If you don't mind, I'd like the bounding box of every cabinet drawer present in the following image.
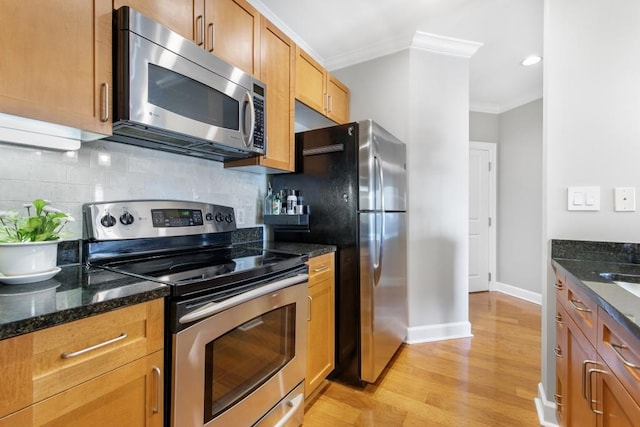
[0,299,163,416]
[562,276,597,347]
[598,307,640,401]
[307,253,335,285]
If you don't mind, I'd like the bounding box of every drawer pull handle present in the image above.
[554,280,564,290]
[608,342,640,370]
[313,265,329,273]
[555,313,563,324]
[61,332,128,359]
[568,298,592,313]
[307,295,313,321]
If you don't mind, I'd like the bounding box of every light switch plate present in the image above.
[614,187,636,212]
[568,186,600,211]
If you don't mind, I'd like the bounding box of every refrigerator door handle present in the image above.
[373,155,385,285]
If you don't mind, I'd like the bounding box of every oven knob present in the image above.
[100,214,116,228]
[225,213,234,223]
[119,212,135,225]
[214,212,224,222]
[205,212,214,221]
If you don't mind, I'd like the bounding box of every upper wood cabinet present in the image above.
[295,47,350,124]
[113,0,198,41]
[225,17,295,173]
[0,0,112,136]
[194,0,260,76]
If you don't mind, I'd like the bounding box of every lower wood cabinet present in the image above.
[554,268,640,427]
[305,252,335,399]
[0,299,164,426]
[0,350,163,427]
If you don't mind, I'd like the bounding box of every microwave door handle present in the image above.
[241,91,256,148]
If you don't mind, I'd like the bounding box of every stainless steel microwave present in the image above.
[108,7,266,161]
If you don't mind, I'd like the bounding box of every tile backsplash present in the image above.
[0,140,267,239]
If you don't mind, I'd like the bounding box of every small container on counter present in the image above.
[286,189,297,214]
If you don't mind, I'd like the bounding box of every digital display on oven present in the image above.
[151,209,204,227]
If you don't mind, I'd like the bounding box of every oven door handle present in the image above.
[178,273,309,324]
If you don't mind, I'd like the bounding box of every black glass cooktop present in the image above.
[98,246,306,297]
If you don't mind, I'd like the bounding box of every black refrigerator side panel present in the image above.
[273,123,363,385]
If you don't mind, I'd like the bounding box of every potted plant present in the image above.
[0,199,74,279]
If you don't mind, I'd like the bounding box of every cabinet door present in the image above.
[566,312,598,426]
[205,0,260,76]
[306,276,335,398]
[596,359,640,427]
[0,350,164,427]
[326,74,350,124]
[257,18,294,171]
[295,47,326,114]
[0,0,112,135]
[224,16,295,173]
[114,0,197,41]
[555,303,568,426]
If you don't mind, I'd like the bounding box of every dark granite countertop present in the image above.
[0,264,169,341]
[265,241,337,258]
[551,240,640,341]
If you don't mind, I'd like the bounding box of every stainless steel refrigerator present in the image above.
[273,119,407,385]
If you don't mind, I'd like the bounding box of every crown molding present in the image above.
[411,31,483,58]
[470,94,542,115]
[324,33,413,71]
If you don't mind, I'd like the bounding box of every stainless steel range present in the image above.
[82,200,308,427]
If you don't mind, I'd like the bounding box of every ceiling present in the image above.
[251,0,543,114]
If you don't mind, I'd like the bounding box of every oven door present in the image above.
[172,274,308,427]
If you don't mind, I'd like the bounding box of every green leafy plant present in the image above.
[0,199,74,243]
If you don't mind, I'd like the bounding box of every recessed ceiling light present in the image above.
[521,55,542,66]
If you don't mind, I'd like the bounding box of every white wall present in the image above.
[499,99,543,295]
[334,45,472,341]
[469,111,500,142]
[0,140,266,239]
[541,0,640,416]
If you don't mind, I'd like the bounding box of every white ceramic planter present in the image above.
[0,241,59,276]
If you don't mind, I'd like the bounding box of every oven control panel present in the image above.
[83,200,237,241]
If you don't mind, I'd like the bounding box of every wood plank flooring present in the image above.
[303,291,541,426]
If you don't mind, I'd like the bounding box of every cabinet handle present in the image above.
[307,295,313,321]
[327,95,333,113]
[152,366,161,414]
[553,393,563,407]
[554,280,564,290]
[568,298,592,313]
[61,332,127,359]
[587,368,606,415]
[608,342,640,370]
[195,15,204,46]
[207,23,215,52]
[313,265,329,273]
[100,82,109,122]
[323,93,328,113]
[554,313,563,324]
[581,360,598,399]
[553,345,563,358]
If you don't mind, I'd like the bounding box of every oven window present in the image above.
[204,304,296,422]
[147,64,239,130]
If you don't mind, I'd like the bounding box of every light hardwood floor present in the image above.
[303,291,541,426]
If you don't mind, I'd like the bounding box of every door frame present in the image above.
[469,141,497,291]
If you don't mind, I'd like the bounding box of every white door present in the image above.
[469,144,493,292]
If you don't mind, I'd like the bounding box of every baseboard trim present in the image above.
[495,281,542,305]
[534,382,559,427]
[405,321,473,344]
